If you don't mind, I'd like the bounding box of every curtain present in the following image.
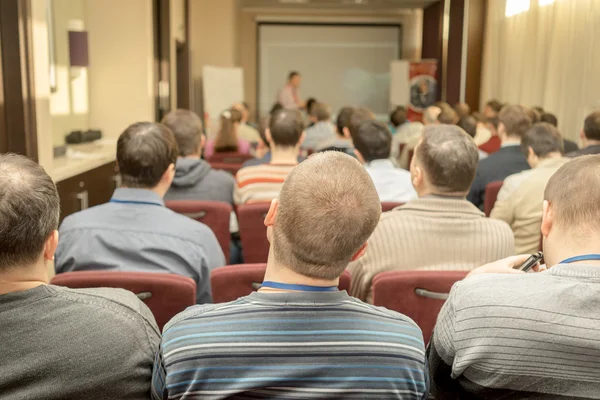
[480,0,600,141]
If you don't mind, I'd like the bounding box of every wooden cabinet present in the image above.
[56,162,119,223]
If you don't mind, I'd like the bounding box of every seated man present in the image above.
[316,105,356,157]
[568,110,600,157]
[540,111,579,152]
[390,106,423,161]
[348,125,514,302]
[429,155,600,399]
[235,109,305,204]
[396,106,440,169]
[232,102,262,143]
[457,115,489,159]
[492,123,569,253]
[153,152,429,400]
[56,122,225,303]
[161,109,234,205]
[354,120,417,203]
[0,154,159,399]
[468,105,532,210]
[301,102,336,150]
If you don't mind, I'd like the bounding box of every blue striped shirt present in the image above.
[152,290,428,399]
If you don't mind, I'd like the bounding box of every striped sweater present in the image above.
[152,291,429,400]
[428,264,600,399]
[234,163,297,205]
[347,196,515,302]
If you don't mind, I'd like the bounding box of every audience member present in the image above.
[305,97,317,116]
[277,71,304,110]
[423,106,442,125]
[395,106,439,169]
[354,120,417,203]
[491,123,568,253]
[232,102,261,143]
[470,112,493,146]
[429,155,600,399]
[479,115,502,154]
[204,108,250,159]
[347,107,376,139]
[348,125,514,302]
[454,102,471,118]
[457,115,488,159]
[468,105,532,210]
[56,122,225,303]
[567,110,600,157]
[161,109,234,205]
[0,154,160,399]
[317,105,355,157]
[483,99,503,119]
[301,102,336,150]
[527,107,542,124]
[438,107,459,124]
[153,152,429,400]
[235,109,305,204]
[540,112,579,153]
[390,105,424,160]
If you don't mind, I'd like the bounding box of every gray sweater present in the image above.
[165,158,235,205]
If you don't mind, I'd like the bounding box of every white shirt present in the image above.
[364,159,418,203]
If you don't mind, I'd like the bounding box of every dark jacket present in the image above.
[566,144,600,158]
[165,158,234,205]
[468,145,530,210]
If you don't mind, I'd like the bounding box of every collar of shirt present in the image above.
[549,263,600,279]
[110,188,165,207]
[366,159,396,170]
[501,142,521,148]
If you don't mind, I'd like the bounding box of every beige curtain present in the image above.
[480,0,600,141]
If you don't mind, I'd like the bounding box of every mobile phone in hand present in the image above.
[519,251,543,272]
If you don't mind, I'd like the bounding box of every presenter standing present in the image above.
[277,71,305,110]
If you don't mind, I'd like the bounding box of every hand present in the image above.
[466,254,545,278]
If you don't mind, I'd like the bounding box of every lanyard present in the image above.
[110,199,163,207]
[560,254,600,264]
[260,281,338,292]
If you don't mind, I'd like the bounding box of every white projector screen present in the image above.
[258,24,401,119]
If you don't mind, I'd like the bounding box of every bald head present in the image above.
[268,109,305,147]
[272,152,381,279]
[423,106,441,125]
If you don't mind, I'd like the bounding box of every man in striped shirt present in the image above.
[429,155,600,399]
[153,152,429,400]
[234,109,305,205]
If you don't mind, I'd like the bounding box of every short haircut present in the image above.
[498,105,532,138]
[540,112,558,127]
[0,154,60,270]
[117,122,178,188]
[390,106,407,127]
[310,102,331,122]
[486,115,500,129]
[415,125,479,193]
[527,108,541,124]
[288,71,300,80]
[521,122,564,157]
[454,102,471,118]
[161,109,203,157]
[583,111,600,141]
[486,99,503,113]
[532,106,545,114]
[336,106,354,135]
[544,155,600,234]
[457,115,478,138]
[269,109,305,147]
[348,107,375,140]
[438,107,459,124]
[306,98,317,115]
[270,103,283,116]
[273,152,381,279]
[353,120,392,162]
[423,106,441,124]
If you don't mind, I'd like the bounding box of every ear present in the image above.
[342,127,351,139]
[265,128,274,144]
[354,149,366,164]
[264,198,279,227]
[528,146,536,159]
[44,230,59,262]
[498,122,506,137]
[411,164,423,188]
[350,242,368,262]
[162,163,176,185]
[540,200,553,238]
[297,131,306,147]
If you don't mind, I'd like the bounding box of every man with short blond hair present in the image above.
[153,152,429,400]
[349,125,514,302]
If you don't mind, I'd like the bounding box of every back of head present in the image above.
[348,107,375,140]
[438,107,459,125]
[583,111,600,141]
[216,108,243,151]
[336,106,354,135]
[521,122,564,158]
[390,106,407,127]
[540,112,558,127]
[423,106,441,125]
[310,102,331,122]
[270,103,283,116]
[454,102,471,118]
[353,120,392,162]
[0,154,60,270]
[415,125,479,193]
[269,109,305,147]
[498,105,532,139]
[273,152,381,279]
[161,109,203,157]
[457,115,478,138]
[526,107,541,124]
[306,98,317,115]
[117,122,178,188]
[486,99,503,113]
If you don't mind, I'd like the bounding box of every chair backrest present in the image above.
[209,161,244,176]
[51,271,196,331]
[237,203,271,263]
[372,270,468,344]
[207,152,255,164]
[211,264,352,303]
[381,202,404,212]
[166,200,232,263]
[484,180,504,217]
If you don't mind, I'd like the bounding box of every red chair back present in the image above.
[211,264,352,303]
[207,152,255,164]
[51,271,196,331]
[166,200,232,263]
[484,180,504,217]
[209,162,243,176]
[381,202,404,212]
[237,203,271,263]
[372,270,468,344]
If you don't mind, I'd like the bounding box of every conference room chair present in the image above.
[207,152,255,164]
[209,161,244,176]
[381,202,404,212]
[51,271,196,331]
[237,203,271,263]
[484,180,504,217]
[166,200,232,263]
[211,263,352,303]
[371,270,468,344]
